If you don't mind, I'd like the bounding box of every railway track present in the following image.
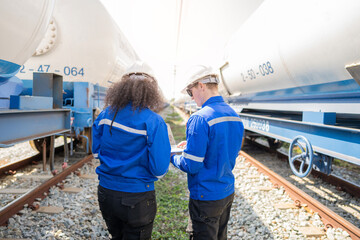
[248,139,360,199]
[0,152,93,226]
[240,150,360,240]
[1,106,359,239]
[176,106,360,238]
[0,145,65,177]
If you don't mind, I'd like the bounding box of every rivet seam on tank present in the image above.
[34,18,58,56]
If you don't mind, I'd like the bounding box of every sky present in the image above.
[100,0,264,100]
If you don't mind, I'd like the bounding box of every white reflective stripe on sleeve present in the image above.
[182,152,204,162]
[93,153,98,158]
[99,119,147,136]
[156,172,167,179]
[207,116,242,127]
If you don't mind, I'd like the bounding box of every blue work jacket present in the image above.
[93,104,171,193]
[171,96,244,200]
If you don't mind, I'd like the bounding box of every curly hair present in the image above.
[104,74,164,134]
[105,73,164,113]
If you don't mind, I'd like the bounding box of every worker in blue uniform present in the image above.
[171,65,244,240]
[92,61,171,240]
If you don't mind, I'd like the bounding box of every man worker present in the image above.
[171,65,244,240]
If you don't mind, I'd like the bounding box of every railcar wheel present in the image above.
[29,137,51,153]
[82,127,92,153]
[267,138,282,150]
[241,135,245,149]
[288,136,314,178]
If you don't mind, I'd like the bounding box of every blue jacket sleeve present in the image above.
[92,110,105,159]
[171,115,208,174]
[148,119,171,178]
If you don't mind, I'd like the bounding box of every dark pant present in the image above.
[97,185,157,240]
[187,193,234,240]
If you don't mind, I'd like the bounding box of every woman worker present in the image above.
[92,61,171,240]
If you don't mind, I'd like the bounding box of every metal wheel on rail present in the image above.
[81,127,92,153]
[29,137,51,153]
[267,137,282,150]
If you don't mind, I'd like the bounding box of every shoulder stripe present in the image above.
[99,119,147,136]
[207,116,242,127]
[182,152,204,162]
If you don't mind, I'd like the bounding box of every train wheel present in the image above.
[82,127,92,153]
[29,137,51,153]
[241,134,246,149]
[267,138,282,150]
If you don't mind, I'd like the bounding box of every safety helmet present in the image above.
[181,65,219,94]
[122,61,157,81]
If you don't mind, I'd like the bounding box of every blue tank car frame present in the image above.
[0,72,107,155]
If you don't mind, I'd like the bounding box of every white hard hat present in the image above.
[122,61,156,81]
[181,65,219,94]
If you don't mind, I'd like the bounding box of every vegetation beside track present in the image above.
[151,106,189,239]
[153,168,189,239]
[164,107,186,144]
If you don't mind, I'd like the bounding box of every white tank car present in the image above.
[221,0,360,115]
[16,0,138,87]
[0,0,55,73]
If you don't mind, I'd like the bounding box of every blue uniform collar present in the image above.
[202,95,224,108]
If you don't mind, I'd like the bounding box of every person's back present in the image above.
[186,97,244,200]
[93,61,170,240]
[94,104,170,192]
[171,65,244,240]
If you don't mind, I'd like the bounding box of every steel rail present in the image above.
[0,154,41,177]
[248,138,360,199]
[0,154,93,226]
[311,171,360,199]
[240,151,360,240]
[0,146,65,177]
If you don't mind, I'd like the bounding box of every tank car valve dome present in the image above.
[122,61,156,81]
[182,65,219,94]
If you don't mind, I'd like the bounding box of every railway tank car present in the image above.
[17,0,139,152]
[16,0,138,89]
[0,0,55,109]
[220,0,360,178]
[0,0,138,156]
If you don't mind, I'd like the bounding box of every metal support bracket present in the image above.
[313,154,333,175]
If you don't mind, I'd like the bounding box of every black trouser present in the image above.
[187,193,234,240]
[97,185,157,240]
